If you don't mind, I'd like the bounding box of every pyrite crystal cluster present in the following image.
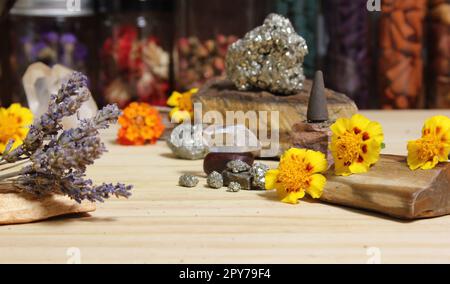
[226,13,308,95]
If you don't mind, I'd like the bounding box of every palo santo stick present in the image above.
[0,185,96,225]
[321,155,450,220]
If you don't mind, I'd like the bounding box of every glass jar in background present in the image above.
[174,0,268,91]
[378,0,427,109]
[0,14,8,106]
[98,0,174,108]
[8,0,97,103]
[428,0,450,109]
[0,0,15,106]
[273,0,319,79]
[323,0,371,109]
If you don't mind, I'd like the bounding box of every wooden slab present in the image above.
[192,79,358,155]
[322,155,450,220]
[0,186,96,225]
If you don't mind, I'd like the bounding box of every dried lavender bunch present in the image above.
[26,105,120,176]
[2,72,90,163]
[0,72,133,203]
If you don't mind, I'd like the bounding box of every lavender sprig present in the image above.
[0,72,133,203]
[2,72,91,162]
[14,171,132,203]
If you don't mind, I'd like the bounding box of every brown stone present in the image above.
[290,121,333,167]
[0,186,96,225]
[203,152,254,175]
[321,155,450,220]
[192,79,357,156]
[222,170,252,190]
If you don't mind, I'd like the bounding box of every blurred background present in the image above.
[0,0,448,110]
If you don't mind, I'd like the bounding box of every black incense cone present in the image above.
[307,71,329,123]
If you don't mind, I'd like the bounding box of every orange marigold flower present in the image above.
[117,102,165,145]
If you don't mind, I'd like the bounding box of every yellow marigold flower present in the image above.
[330,114,384,176]
[117,102,165,145]
[407,115,450,170]
[167,88,198,123]
[0,103,33,154]
[265,148,328,204]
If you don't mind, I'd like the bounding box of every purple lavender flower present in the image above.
[14,171,132,203]
[74,44,88,62]
[60,33,77,45]
[3,72,91,163]
[1,72,133,203]
[43,32,59,44]
[20,35,32,45]
[31,41,48,60]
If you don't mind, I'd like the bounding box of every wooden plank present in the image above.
[322,155,450,220]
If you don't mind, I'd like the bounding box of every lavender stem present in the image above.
[0,171,22,181]
[0,160,28,172]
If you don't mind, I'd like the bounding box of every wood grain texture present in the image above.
[322,155,450,219]
[0,110,449,264]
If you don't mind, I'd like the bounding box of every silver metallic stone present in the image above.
[250,162,270,190]
[227,160,251,173]
[207,171,223,189]
[178,174,199,188]
[227,182,241,192]
[226,13,308,95]
[167,124,207,160]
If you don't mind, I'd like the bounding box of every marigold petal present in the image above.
[421,156,440,170]
[265,169,279,190]
[188,88,199,94]
[281,148,305,161]
[423,115,450,137]
[304,150,328,173]
[334,159,352,176]
[350,114,371,130]
[361,140,382,165]
[169,109,191,123]
[306,174,326,199]
[349,162,369,174]
[281,191,305,204]
[7,103,22,112]
[330,117,351,136]
[407,139,425,170]
[167,92,183,107]
[366,121,384,144]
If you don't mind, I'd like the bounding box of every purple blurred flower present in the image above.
[60,33,77,45]
[43,31,58,43]
[31,41,48,59]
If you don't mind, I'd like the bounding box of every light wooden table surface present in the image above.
[0,110,450,264]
